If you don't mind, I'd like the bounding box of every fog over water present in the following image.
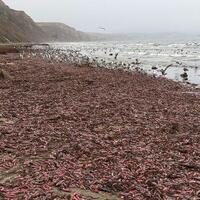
[4,0,200,33]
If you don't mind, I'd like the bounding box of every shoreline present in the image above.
[0,50,200,199]
[1,43,200,88]
[0,43,49,54]
[50,41,200,86]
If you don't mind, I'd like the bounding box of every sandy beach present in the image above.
[0,49,200,199]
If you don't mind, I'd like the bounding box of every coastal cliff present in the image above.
[0,0,91,43]
[37,22,91,42]
[0,0,46,43]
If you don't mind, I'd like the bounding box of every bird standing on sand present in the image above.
[180,71,188,80]
[19,53,23,59]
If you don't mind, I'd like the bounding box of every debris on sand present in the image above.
[0,51,199,199]
[0,69,12,80]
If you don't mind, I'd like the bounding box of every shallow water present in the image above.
[51,40,200,85]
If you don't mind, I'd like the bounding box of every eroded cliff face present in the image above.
[0,0,46,43]
[0,0,92,43]
[37,22,91,42]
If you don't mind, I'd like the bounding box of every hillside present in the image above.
[0,0,46,43]
[37,22,91,42]
[0,0,92,43]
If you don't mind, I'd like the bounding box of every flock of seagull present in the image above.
[20,44,197,83]
[24,48,145,71]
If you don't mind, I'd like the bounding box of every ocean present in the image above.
[51,37,200,85]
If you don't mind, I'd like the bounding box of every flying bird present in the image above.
[160,64,173,75]
[99,27,106,31]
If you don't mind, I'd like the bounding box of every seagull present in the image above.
[160,64,173,75]
[99,27,106,31]
[114,53,119,59]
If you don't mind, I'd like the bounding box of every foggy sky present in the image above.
[4,0,200,33]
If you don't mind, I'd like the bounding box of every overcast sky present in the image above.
[4,0,200,33]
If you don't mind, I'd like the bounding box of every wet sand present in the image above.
[0,50,200,199]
